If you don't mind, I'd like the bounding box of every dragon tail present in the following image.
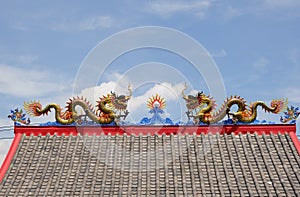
[24,101,75,125]
[239,98,288,123]
[269,98,288,113]
[24,101,45,116]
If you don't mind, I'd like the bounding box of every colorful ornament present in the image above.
[8,108,30,125]
[280,106,300,123]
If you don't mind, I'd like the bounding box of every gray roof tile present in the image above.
[0,132,300,196]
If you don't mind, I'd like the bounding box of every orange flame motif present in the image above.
[24,101,43,116]
[147,94,166,110]
[271,98,288,114]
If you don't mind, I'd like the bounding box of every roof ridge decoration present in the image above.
[8,108,30,126]
[17,84,292,126]
[23,85,132,125]
[139,94,173,125]
[182,84,288,124]
[280,105,300,123]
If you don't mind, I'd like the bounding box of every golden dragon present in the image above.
[182,85,287,124]
[24,85,132,125]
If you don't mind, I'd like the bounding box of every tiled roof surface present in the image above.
[1,132,300,196]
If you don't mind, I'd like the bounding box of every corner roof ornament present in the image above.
[280,106,300,124]
[8,108,30,126]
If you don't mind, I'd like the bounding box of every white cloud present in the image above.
[0,64,69,97]
[79,81,130,104]
[76,81,188,122]
[235,57,270,84]
[18,55,38,64]
[0,54,38,66]
[0,118,13,127]
[127,82,189,122]
[79,16,115,30]
[146,0,212,18]
[102,72,131,84]
[263,0,300,8]
[211,49,227,58]
[0,139,13,167]
[223,6,242,20]
[128,82,185,111]
[11,9,117,32]
[281,87,300,103]
[288,49,300,65]
[51,15,116,31]
[253,57,269,70]
[249,0,300,18]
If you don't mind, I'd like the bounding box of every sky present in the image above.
[0,1,300,163]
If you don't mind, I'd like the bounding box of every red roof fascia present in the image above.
[14,124,296,136]
[289,131,300,155]
[0,132,22,183]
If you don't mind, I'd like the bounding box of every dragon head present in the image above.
[196,91,204,103]
[196,91,212,106]
[181,83,216,112]
[109,84,132,111]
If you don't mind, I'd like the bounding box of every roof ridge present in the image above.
[13,124,296,137]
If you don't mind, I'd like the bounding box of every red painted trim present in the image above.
[289,132,300,155]
[5,124,296,182]
[0,132,22,183]
[15,126,78,136]
[14,124,296,136]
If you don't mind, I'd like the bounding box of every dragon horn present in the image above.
[181,83,189,100]
[126,84,132,100]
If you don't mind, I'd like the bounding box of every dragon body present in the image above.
[182,86,287,124]
[24,85,132,125]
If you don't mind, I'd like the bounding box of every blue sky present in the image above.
[0,0,300,127]
[1,0,300,166]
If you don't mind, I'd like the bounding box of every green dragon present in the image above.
[182,86,287,124]
[24,85,132,125]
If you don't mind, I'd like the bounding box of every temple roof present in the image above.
[0,125,300,196]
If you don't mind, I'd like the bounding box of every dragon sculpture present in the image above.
[24,85,132,125]
[182,85,288,124]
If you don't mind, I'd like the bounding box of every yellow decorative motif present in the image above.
[147,94,166,110]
